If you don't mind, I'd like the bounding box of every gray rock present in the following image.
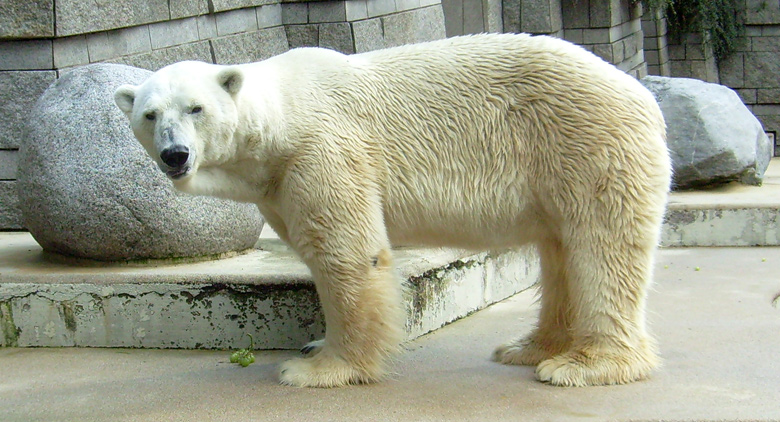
[641,75,772,190]
[17,63,263,261]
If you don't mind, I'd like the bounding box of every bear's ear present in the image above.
[114,85,137,116]
[217,67,243,96]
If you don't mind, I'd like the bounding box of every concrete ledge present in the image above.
[661,158,780,247]
[0,233,538,349]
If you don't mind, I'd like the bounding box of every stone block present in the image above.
[346,0,369,21]
[642,16,657,37]
[0,150,18,180]
[0,0,54,38]
[752,36,780,52]
[0,40,53,71]
[746,25,762,37]
[502,0,520,33]
[0,181,22,229]
[762,25,780,36]
[55,0,168,37]
[352,17,386,53]
[592,43,613,63]
[211,0,276,13]
[0,71,56,149]
[616,50,643,73]
[755,114,780,135]
[257,4,283,28]
[197,14,219,39]
[170,0,210,19]
[463,0,485,34]
[564,29,584,44]
[689,57,719,83]
[54,35,89,68]
[285,24,319,49]
[367,0,396,18]
[686,43,705,60]
[420,0,441,6]
[149,18,200,49]
[582,28,609,44]
[668,43,685,60]
[757,89,780,104]
[623,33,639,58]
[216,7,259,36]
[589,0,613,28]
[520,0,562,34]
[669,59,690,78]
[442,0,464,36]
[211,26,288,64]
[484,0,502,32]
[745,52,780,88]
[398,0,422,12]
[561,0,588,29]
[718,52,744,88]
[282,2,308,24]
[319,22,354,54]
[309,1,347,23]
[382,5,446,48]
[86,26,152,63]
[736,88,758,104]
[745,0,780,25]
[109,41,213,71]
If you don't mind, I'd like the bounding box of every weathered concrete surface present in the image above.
[1,247,779,422]
[0,233,538,348]
[662,157,780,246]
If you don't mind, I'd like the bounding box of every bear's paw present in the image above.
[279,352,383,388]
[535,346,659,387]
[492,332,570,366]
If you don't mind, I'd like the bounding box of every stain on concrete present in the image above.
[1,301,21,347]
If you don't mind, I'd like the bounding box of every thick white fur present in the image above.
[115,33,671,388]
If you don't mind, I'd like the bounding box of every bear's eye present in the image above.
[144,112,156,121]
[190,105,203,114]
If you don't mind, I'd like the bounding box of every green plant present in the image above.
[229,333,256,367]
[649,0,743,61]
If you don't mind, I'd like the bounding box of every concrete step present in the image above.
[3,158,780,349]
[0,234,539,349]
[662,158,780,247]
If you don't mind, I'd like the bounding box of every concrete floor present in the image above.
[2,247,779,422]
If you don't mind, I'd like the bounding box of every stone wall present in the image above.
[719,1,780,142]
[502,0,647,77]
[645,1,780,145]
[0,0,445,230]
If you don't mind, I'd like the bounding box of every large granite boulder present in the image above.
[641,76,772,190]
[17,64,264,262]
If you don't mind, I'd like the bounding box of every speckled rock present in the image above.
[641,75,772,190]
[17,63,263,262]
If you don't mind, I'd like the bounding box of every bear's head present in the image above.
[114,61,244,182]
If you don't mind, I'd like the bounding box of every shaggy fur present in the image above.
[115,33,671,388]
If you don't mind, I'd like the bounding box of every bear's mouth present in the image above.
[166,167,191,179]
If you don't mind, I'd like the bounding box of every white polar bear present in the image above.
[114,33,671,388]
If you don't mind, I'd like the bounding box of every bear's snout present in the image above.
[160,145,190,168]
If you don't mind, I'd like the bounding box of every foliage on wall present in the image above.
[641,0,742,61]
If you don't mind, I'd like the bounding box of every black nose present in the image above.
[160,145,189,168]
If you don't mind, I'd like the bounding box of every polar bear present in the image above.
[114,33,671,388]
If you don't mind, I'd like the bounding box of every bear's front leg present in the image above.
[279,247,404,387]
[275,156,405,387]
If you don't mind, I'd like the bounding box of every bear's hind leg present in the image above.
[493,236,572,365]
[535,233,659,386]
